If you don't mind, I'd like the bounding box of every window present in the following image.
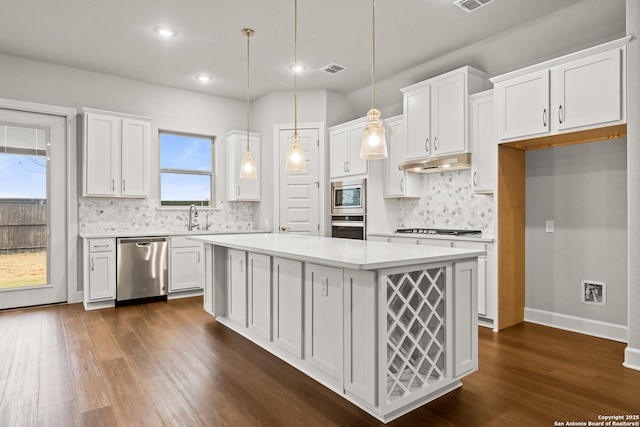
[159,131,215,206]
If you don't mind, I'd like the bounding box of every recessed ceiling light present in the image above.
[196,75,212,83]
[155,27,176,38]
[289,64,305,73]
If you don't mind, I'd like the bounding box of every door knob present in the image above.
[280,226,290,231]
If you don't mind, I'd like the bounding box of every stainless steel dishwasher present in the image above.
[116,237,168,305]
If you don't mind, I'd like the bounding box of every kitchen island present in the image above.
[190,233,485,423]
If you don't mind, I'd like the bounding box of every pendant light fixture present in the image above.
[240,28,257,179]
[360,0,388,159]
[285,0,306,172]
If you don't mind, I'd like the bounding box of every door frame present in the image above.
[0,98,80,304]
[272,122,328,237]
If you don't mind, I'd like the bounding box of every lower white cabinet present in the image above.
[227,249,248,326]
[304,264,343,381]
[343,269,377,407]
[169,236,205,292]
[86,238,116,302]
[248,253,272,340]
[272,257,304,357]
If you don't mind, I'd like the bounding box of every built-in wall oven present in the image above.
[331,179,366,240]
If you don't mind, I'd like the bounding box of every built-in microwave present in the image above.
[331,179,366,215]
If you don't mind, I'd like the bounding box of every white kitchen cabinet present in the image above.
[83,108,150,198]
[272,257,304,357]
[452,260,478,377]
[343,269,377,407]
[227,249,247,326]
[329,117,367,179]
[384,115,420,198]
[494,39,627,142]
[85,238,116,302]
[470,91,496,193]
[402,66,487,161]
[225,130,261,201]
[304,264,343,381]
[248,253,272,340]
[169,236,205,292]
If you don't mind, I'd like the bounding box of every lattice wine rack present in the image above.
[385,267,446,403]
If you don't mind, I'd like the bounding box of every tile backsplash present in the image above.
[392,170,495,234]
[79,198,253,235]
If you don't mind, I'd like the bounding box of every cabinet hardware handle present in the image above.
[122,179,125,192]
[197,252,200,263]
[400,178,404,192]
[434,136,439,151]
[347,161,350,173]
[344,161,347,173]
[473,172,478,186]
[425,138,430,153]
[237,186,240,197]
[93,244,109,248]
[112,179,115,191]
[543,108,547,127]
[240,259,243,273]
[558,105,563,124]
[91,258,94,271]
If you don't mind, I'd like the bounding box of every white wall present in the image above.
[525,140,628,326]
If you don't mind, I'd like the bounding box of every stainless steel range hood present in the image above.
[398,153,472,174]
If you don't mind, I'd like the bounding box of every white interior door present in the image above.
[278,127,320,235]
[0,109,67,309]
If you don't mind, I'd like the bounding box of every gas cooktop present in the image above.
[395,228,482,236]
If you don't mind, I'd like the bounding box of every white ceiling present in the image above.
[0,0,591,101]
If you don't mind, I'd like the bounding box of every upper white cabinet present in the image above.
[225,130,261,201]
[329,117,367,179]
[493,38,628,142]
[383,115,420,198]
[470,91,496,194]
[83,108,151,198]
[402,66,487,161]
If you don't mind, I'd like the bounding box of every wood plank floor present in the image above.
[0,297,638,426]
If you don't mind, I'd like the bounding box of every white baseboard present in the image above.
[623,346,640,371]
[524,307,627,343]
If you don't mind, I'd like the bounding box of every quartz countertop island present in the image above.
[191,234,483,423]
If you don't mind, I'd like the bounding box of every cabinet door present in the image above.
[248,253,272,340]
[555,49,622,131]
[121,118,150,197]
[452,260,478,377]
[85,113,119,196]
[304,264,343,381]
[347,125,367,176]
[272,257,303,357]
[88,251,116,301]
[404,85,431,160]
[227,249,247,326]
[496,69,550,141]
[170,247,204,292]
[431,73,466,155]
[470,93,496,193]
[329,128,348,179]
[343,269,377,406]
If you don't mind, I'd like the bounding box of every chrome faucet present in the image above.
[188,204,199,231]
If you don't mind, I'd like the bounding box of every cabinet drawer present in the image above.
[89,238,115,253]
[171,236,201,248]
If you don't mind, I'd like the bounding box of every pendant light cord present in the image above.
[294,0,298,136]
[372,0,377,111]
[246,29,251,151]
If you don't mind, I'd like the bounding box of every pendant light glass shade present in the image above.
[285,0,307,172]
[360,0,388,160]
[360,108,387,159]
[240,28,257,179]
[285,132,306,172]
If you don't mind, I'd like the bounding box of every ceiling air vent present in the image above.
[454,0,493,12]
[320,63,347,75]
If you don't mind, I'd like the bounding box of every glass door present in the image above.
[0,109,66,309]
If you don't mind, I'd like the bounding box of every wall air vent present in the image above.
[319,63,347,75]
[454,0,493,12]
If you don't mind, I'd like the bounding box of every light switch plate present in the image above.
[319,278,328,296]
[545,220,554,233]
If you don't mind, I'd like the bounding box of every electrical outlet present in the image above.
[264,218,270,227]
[545,220,554,233]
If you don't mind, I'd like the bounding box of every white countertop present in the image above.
[368,231,495,243]
[189,234,485,270]
[80,229,270,239]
